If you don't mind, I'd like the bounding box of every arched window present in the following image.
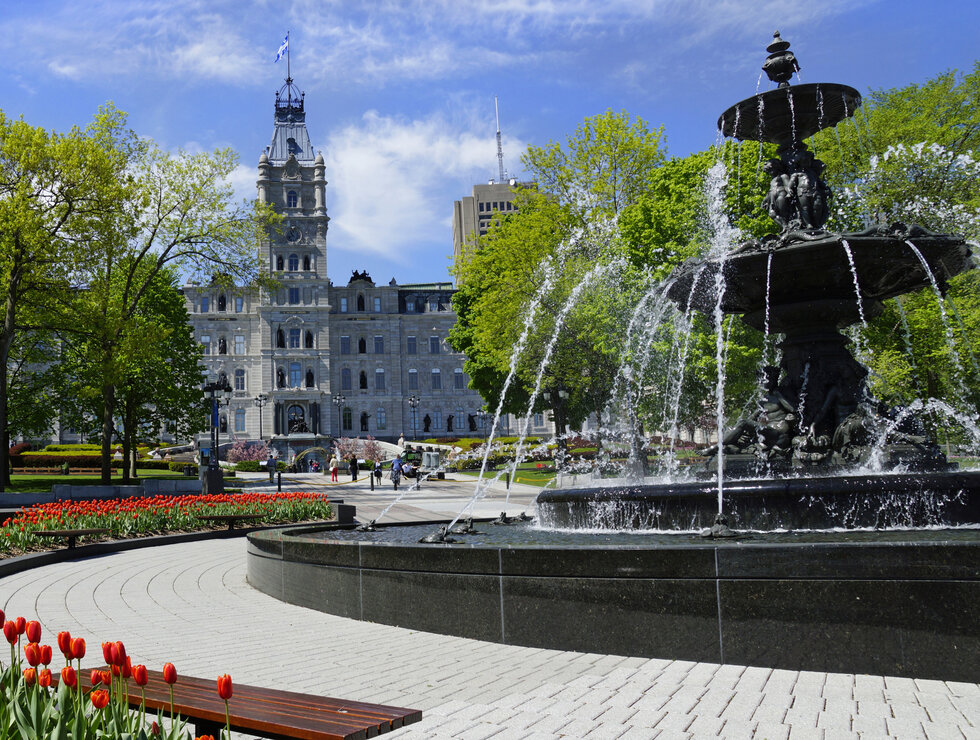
[286,190,298,208]
[289,362,301,387]
[454,368,466,389]
[359,371,368,390]
[217,337,227,355]
[303,255,311,271]
[341,368,352,390]
[306,368,314,388]
[376,408,387,430]
[234,368,245,390]
[375,368,385,390]
[360,412,370,432]
[276,329,285,348]
[217,294,226,312]
[288,253,299,271]
[276,255,284,271]
[234,408,246,433]
[342,407,352,431]
[358,337,366,354]
[431,368,442,390]
[357,294,365,311]
[305,330,313,348]
[276,368,286,388]
[201,296,209,312]
[407,368,418,390]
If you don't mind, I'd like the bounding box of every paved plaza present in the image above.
[1,475,978,739]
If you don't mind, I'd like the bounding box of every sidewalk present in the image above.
[1,486,977,739]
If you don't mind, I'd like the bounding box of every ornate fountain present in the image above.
[537,32,980,530]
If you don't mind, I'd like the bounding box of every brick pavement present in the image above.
[1,489,978,738]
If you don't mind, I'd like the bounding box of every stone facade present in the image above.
[183,81,548,456]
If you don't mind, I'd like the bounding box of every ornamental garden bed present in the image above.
[0,492,332,559]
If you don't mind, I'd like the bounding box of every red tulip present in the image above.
[39,644,52,665]
[70,637,86,660]
[57,631,72,659]
[110,640,126,667]
[25,620,41,643]
[151,722,160,736]
[101,641,113,664]
[90,689,109,709]
[61,666,77,688]
[162,662,177,684]
[0,608,4,624]
[217,673,233,700]
[133,664,148,686]
[195,736,215,740]
[90,669,105,687]
[23,667,36,686]
[38,669,52,688]
[24,642,41,666]
[15,617,26,635]
[2,621,16,645]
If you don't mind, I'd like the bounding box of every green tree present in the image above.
[0,106,128,489]
[811,63,980,414]
[452,108,669,452]
[76,134,275,481]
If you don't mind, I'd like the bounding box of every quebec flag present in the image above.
[275,34,289,63]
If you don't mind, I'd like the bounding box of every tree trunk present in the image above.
[0,267,22,492]
[101,382,115,483]
[120,392,131,485]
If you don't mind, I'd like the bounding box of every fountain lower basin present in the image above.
[247,520,980,682]
[536,470,980,530]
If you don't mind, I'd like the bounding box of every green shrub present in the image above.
[169,461,198,473]
[235,461,264,472]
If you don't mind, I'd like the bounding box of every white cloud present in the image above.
[322,110,524,265]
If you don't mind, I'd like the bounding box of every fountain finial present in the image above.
[762,31,799,88]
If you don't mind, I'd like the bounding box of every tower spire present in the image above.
[494,96,507,183]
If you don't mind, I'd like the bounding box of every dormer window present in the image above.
[286,190,298,208]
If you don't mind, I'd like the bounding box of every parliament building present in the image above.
[183,79,548,457]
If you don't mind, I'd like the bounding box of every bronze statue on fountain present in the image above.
[667,32,972,475]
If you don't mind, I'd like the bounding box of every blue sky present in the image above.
[2,0,977,285]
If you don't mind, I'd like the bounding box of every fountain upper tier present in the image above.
[718,82,862,151]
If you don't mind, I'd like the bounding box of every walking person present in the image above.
[373,460,383,485]
[329,455,339,482]
[349,455,358,482]
[390,456,402,491]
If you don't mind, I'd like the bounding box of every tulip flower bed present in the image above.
[1,610,232,739]
[0,492,331,557]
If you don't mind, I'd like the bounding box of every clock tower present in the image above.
[255,76,332,441]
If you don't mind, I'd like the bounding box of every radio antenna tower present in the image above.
[494,96,507,183]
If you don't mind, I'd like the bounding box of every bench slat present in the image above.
[61,668,420,740]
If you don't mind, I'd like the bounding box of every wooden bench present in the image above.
[60,667,421,740]
[195,513,266,530]
[33,528,111,549]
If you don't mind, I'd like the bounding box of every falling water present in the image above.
[841,239,871,362]
[906,240,971,405]
[703,160,742,512]
[449,250,623,530]
[664,277,703,475]
[796,362,811,433]
[816,84,825,128]
[786,88,798,145]
[894,296,925,396]
[762,252,774,367]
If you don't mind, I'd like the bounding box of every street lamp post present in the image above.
[203,375,232,494]
[253,393,269,440]
[407,395,420,440]
[332,393,346,437]
[476,410,489,440]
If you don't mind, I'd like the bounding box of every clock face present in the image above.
[285,226,301,243]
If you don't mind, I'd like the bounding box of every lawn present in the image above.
[4,469,197,493]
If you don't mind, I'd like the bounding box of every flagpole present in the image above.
[287,31,291,81]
